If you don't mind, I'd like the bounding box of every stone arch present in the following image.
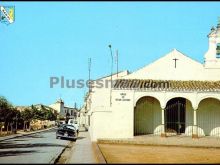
[134,96,162,136]
[197,95,220,108]
[165,95,195,109]
[134,94,163,109]
[165,97,194,136]
[197,97,220,137]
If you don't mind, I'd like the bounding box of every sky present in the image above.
[1,2,220,108]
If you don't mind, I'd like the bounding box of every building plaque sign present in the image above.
[115,93,131,101]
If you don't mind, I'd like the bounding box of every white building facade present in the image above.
[86,23,220,142]
[49,99,78,120]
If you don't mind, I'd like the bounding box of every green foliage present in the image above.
[0,96,14,122]
[47,110,57,121]
[30,105,57,121]
[21,108,33,122]
[0,96,58,130]
[31,105,41,120]
[0,96,8,109]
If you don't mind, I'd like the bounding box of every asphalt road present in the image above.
[0,128,71,163]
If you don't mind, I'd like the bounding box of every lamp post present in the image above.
[108,44,113,106]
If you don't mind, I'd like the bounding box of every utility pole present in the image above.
[115,49,119,78]
[108,45,113,106]
[88,58,91,93]
[87,57,92,115]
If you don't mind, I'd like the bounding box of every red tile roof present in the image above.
[113,79,220,92]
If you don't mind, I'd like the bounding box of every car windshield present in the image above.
[60,124,75,130]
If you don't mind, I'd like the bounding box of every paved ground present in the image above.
[66,131,98,163]
[0,128,70,163]
[0,127,55,142]
[98,134,220,148]
[98,143,220,163]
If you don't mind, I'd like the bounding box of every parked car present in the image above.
[68,119,79,136]
[56,124,77,141]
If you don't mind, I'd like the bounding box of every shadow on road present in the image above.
[59,136,85,140]
[20,134,45,139]
[0,142,67,149]
[79,130,88,133]
[0,150,38,157]
[77,136,86,140]
[13,139,28,142]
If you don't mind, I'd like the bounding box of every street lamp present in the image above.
[108,44,113,106]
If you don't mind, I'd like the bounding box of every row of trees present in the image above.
[0,96,20,134]
[0,96,58,135]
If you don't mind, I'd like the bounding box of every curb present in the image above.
[50,142,69,164]
[52,141,72,164]
[0,126,56,142]
[92,142,107,164]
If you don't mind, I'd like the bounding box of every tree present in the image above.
[45,109,56,121]
[0,98,58,134]
[21,108,33,131]
[0,96,8,128]
[31,105,41,120]
[0,96,9,109]
[5,108,17,134]
[0,96,15,134]
[38,105,57,121]
[0,96,11,123]
[12,108,21,133]
[0,96,8,135]
[51,109,58,120]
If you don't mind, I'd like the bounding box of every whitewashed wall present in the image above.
[89,86,220,141]
[87,43,220,141]
[185,100,194,136]
[123,49,220,81]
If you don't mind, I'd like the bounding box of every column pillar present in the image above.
[192,108,199,138]
[161,108,166,137]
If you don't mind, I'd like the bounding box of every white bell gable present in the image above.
[124,49,220,81]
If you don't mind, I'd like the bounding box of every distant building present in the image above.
[78,96,90,128]
[49,98,79,120]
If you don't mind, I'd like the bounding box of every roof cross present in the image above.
[173,58,179,68]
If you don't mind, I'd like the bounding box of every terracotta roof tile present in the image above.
[113,79,220,92]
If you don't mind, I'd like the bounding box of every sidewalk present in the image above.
[67,130,99,164]
[0,126,56,142]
